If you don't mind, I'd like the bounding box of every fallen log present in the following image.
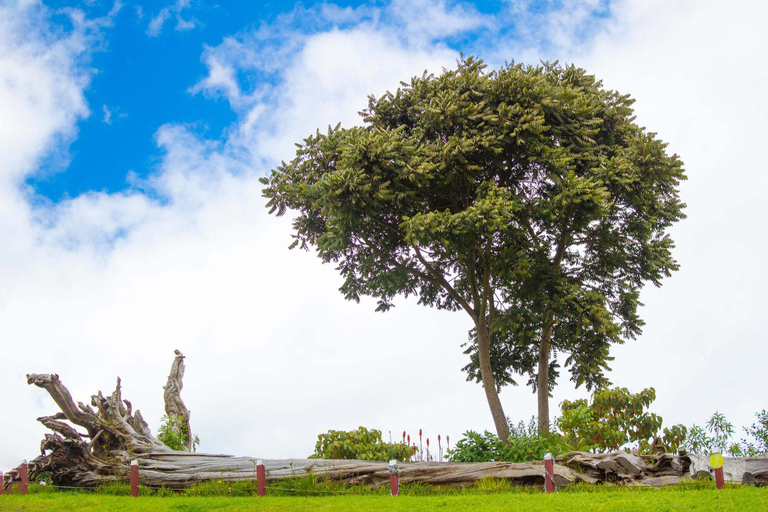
[4,352,766,491]
[123,455,600,489]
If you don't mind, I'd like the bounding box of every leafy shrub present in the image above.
[684,411,741,456]
[661,424,688,453]
[447,430,506,462]
[157,415,199,452]
[451,387,689,461]
[448,418,571,463]
[558,387,685,453]
[685,410,768,457]
[743,409,768,454]
[309,426,413,462]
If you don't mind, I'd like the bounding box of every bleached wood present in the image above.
[5,354,766,491]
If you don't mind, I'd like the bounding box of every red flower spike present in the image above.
[427,438,430,448]
[403,431,406,442]
[419,429,422,438]
[407,435,410,444]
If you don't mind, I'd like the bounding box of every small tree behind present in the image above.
[557,387,685,452]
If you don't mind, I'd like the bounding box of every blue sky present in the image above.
[29,0,612,200]
[2,0,768,470]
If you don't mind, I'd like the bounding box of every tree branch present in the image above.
[412,244,477,322]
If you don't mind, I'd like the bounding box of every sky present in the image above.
[1,0,767,469]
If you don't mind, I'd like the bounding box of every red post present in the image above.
[19,461,28,495]
[0,471,4,495]
[130,460,139,497]
[543,453,556,493]
[256,460,266,497]
[388,460,400,496]
[715,466,725,490]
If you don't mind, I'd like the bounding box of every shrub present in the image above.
[685,410,768,457]
[448,418,571,463]
[157,415,199,452]
[742,409,768,455]
[309,426,413,462]
[558,387,685,453]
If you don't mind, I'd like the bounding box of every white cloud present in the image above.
[389,0,494,43]
[147,7,170,36]
[102,104,113,124]
[2,0,768,471]
[0,2,90,184]
[147,0,198,37]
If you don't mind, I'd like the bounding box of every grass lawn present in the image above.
[1,487,766,511]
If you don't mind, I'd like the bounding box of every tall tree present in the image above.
[261,58,685,440]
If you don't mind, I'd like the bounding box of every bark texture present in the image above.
[476,321,511,444]
[536,323,554,436]
[164,350,193,451]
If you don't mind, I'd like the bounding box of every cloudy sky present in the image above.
[1,0,766,469]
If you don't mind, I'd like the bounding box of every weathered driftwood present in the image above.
[687,453,768,486]
[163,350,193,451]
[5,353,767,491]
[94,455,601,489]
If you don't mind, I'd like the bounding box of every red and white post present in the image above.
[388,460,400,496]
[130,460,139,497]
[256,459,266,497]
[19,461,28,495]
[543,453,556,494]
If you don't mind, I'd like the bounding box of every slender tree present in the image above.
[261,58,685,440]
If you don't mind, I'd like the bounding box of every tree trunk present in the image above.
[537,323,553,436]
[476,320,511,443]
[164,350,193,451]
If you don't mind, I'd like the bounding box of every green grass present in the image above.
[1,484,765,511]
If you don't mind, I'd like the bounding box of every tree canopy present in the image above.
[261,57,686,440]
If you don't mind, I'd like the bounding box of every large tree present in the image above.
[261,58,685,440]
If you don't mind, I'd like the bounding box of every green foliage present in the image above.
[448,430,508,462]
[309,426,413,462]
[684,424,712,455]
[448,418,571,463]
[684,412,741,456]
[261,56,686,435]
[661,424,688,454]
[558,387,671,452]
[684,410,767,457]
[157,415,199,452]
[705,412,736,454]
[742,409,768,455]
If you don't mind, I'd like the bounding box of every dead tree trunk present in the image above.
[163,350,193,451]
[5,351,767,491]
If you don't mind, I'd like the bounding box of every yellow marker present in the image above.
[710,453,724,469]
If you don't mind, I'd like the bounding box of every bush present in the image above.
[558,387,686,453]
[309,426,413,462]
[685,410,768,457]
[448,418,571,463]
[743,409,768,455]
[157,415,199,452]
